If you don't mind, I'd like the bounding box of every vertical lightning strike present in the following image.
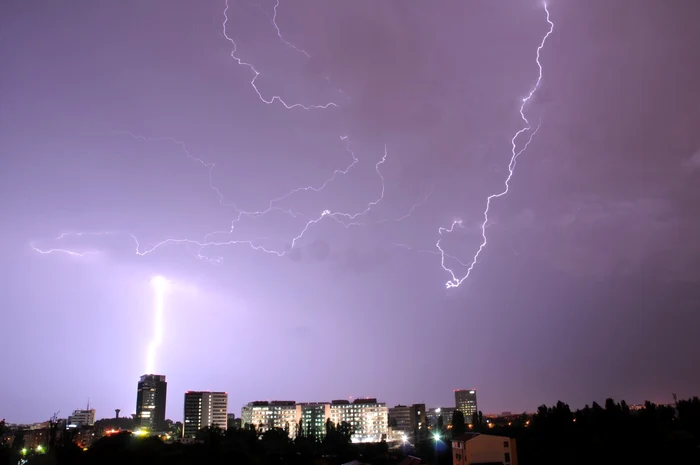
[145,276,168,374]
[223,0,335,109]
[438,3,554,289]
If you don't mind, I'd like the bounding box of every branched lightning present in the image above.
[223,0,335,110]
[31,0,548,296]
[437,3,554,289]
[271,0,311,58]
[394,243,470,269]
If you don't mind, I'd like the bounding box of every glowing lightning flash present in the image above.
[145,275,168,375]
[437,2,554,289]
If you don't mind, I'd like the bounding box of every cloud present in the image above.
[683,148,700,172]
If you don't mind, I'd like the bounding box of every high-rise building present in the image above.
[299,403,331,439]
[68,409,96,427]
[455,389,478,421]
[241,401,301,437]
[136,374,167,431]
[182,391,228,438]
[330,398,388,443]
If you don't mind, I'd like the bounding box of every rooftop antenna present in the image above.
[87,398,90,410]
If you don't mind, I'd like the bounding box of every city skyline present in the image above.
[1,378,679,426]
[3,0,700,425]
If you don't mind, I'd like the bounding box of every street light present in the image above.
[433,433,441,465]
[36,445,44,453]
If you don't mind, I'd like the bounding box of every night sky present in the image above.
[2,0,699,424]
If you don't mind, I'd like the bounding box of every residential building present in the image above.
[241,401,301,437]
[300,403,331,439]
[412,404,427,431]
[183,391,228,438]
[452,433,517,465]
[68,409,96,427]
[455,390,478,421]
[389,405,412,431]
[330,398,388,443]
[136,374,167,431]
[389,404,426,434]
[427,407,456,428]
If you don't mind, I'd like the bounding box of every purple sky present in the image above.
[2,0,700,424]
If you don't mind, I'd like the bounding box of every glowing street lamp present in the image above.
[36,445,44,453]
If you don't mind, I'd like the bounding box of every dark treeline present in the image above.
[0,419,391,465]
[465,397,700,465]
[2,397,700,464]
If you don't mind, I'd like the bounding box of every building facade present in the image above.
[454,390,478,421]
[300,403,331,439]
[388,404,426,434]
[183,391,228,438]
[427,407,456,428]
[68,409,96,427]
[330,398,388,443]
[241,401,301,437]
[136,374,167,431]
[452,433,517,465]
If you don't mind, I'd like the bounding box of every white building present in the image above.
[300,403,331,439]
[183,391,228,438]
[330,398,388,443]
[240,398,388,443]
[241,401,301,437]
[68,409,96,427]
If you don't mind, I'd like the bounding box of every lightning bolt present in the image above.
[271,0,311,58]
[223,0,335,110]
[437,2,554,289]
[145,275,168,374]
[30,139,388,262]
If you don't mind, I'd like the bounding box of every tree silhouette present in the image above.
[451,410,466,436]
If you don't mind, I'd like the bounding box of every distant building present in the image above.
[136,374,167,431]
[241,401,301,437]
[452,433,517,465]
[21,429,49,450]
[389,405,412,431]
[427,407,455,428]
[299,403,331,439]
[389,404,426,434]
[68,409,96,427]
[227,413,241,430]
[183,391,228,438]
[454,390,478,420]
[330,398,388,443]
[72,427,97,449]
